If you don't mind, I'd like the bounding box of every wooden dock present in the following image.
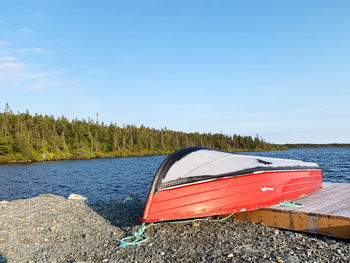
[230,182,350,239]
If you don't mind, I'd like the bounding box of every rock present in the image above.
[283,256,300,263]
[121,196,144,208]
[0,254,7,263]
[68,194,87,201]
[227,253,233,258]
[192,221,201,227]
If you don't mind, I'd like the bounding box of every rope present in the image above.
[213,213,235,221]
[272,201,304,207]
[118,213,235,247]
[118,223,149,248]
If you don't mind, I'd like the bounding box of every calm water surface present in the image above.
[0,148,349,203]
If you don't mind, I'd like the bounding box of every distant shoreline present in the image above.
[0,148,278,165]
[1,145,349,165]
[282,143,350,149]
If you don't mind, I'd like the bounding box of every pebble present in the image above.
[0,255,7,263]
[283,255,300,263]
[1,194,350,262]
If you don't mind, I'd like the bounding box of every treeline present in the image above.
[284,143,350,149]
[0,106,284,163]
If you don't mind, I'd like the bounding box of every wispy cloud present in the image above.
[19,28,33,34]
[0,56,16,62]
[0,56,70,92]
[22,84,48,91]
[0,40,9,46]
[16,47,54,54]
[0,58,43,86]
[33,48,53,53]
[16,48,31,53]
[0,62,26,72]
[0,30,76,93]
[88,69,105,74]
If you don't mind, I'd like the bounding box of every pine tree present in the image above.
[0,137,8,155]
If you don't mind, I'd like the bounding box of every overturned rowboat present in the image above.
[141,147,322,222]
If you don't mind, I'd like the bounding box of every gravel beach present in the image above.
[0,194,349,262]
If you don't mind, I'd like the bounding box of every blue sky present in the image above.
[0,1,349,143]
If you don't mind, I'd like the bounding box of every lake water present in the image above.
[0,148,349,203]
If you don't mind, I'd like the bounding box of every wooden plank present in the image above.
[227,182,350,239]
[268,183,350,216]
[270,187,343,213]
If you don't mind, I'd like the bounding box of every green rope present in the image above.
[159,217,208,224]
[212,213,235,221]
[118,213,235,248]
[118,223,149,248]
[272,201,304,207]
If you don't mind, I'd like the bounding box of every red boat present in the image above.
[141,147,323,223]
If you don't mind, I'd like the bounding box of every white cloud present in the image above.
[22,85,47,91]
[0,58,54,90]
[16,48,31,53]
[33,48,53,53]
[0,32,74,92]
[0,56,16,62]
[88,69,105,74]
[16,47,54,54]
[0,40,9,46]
[19,28,32,34]
[0,56,77,92]
[0,62,26,72]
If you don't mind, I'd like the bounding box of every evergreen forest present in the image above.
[0,105,285,163]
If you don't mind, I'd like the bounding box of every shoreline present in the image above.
[0,147,288,165]
[1,194,349,262]
[1,146,350,166]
